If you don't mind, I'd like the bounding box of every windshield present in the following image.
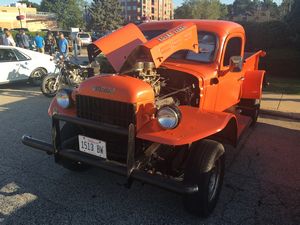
[142,30,217,63]
[78,33,90,38]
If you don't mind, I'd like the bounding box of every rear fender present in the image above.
[137,106,236,146]
[241,70,265,99]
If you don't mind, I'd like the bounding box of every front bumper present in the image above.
[22,114,198,195]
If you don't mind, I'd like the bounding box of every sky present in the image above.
[0,0,283,8]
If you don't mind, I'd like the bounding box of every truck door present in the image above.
[215,35,244,111]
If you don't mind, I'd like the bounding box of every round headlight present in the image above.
[56,89,72,109]
[157,106,181,129]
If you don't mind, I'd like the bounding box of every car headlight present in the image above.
[157,106,181,129]
[56,89,72,109]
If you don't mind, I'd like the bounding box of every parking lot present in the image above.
[0,83,299,225]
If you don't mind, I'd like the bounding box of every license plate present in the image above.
[78,135,107,159]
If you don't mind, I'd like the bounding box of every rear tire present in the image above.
[59,123,90,172]
[239,99,260,126]
[30,68,47,86]
[183,139,225,217]
[41,74,58,97]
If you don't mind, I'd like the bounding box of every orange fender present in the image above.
[48,98,76,117]
[241,70,265,99]
[137,106,236,146]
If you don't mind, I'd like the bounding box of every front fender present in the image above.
[241,70,265,99]
[137,106,236,146]
[48,98,76,117]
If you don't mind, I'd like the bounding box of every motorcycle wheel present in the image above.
[30,68,47,86]
[41,74,59,97]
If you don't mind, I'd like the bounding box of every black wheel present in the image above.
[239,99,261,126]
[41,74,58,97]
[30,68,47,86]
[183,139,225,217]
[243,105,260,126]
[59,123,90,172]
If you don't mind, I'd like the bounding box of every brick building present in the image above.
[120,0,173,22]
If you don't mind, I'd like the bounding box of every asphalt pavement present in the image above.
[0,83,299,225]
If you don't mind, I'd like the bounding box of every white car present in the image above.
[0,45,56,85]
[77,32,92,46]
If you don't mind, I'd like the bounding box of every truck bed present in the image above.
[244,50,266,71]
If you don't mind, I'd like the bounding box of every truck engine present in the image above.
[127,61,200,109]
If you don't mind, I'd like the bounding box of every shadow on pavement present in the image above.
[0,82,41,98]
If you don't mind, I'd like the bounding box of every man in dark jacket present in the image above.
[19,29,30,49]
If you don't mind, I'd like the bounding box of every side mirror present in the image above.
[229,56,243,72]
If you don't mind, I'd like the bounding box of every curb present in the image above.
[260,109,300,121]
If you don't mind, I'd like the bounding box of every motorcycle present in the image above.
[41,54,91,97]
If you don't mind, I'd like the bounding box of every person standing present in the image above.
[54,31,60,50]
[58,33,68,58]
[45,34,56,56]
[15,30,22,47]
[0,28,8,45]
[47,33,56,55]
[3,30,16,46]
[19,29,30,49]
[76,35,82,55]
[34,32,45,53]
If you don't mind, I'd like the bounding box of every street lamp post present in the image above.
[18,8,23,28]
[84,5,88,29]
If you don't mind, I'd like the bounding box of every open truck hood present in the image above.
[87,22,199,73]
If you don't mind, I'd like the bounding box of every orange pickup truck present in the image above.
[22,20,266,217]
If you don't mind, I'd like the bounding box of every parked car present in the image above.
[40,29,50,32]
[11,28,30,32]
[77,32,92,46]
[22,20,266,217]
[0,45,56,85]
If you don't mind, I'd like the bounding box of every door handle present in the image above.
[238,76,245,81]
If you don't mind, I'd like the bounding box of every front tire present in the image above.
[41,74,58,97]
[183,139,225,217]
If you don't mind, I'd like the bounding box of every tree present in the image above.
[174,0,228,20]
[40,0,84,29]
[232,0,252,15]
[220,4,229,19]
[88,0,123,33]
[286,0,300,33]
[261,0,280,17]
[230,0,280,17]
[281,0,294,18]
